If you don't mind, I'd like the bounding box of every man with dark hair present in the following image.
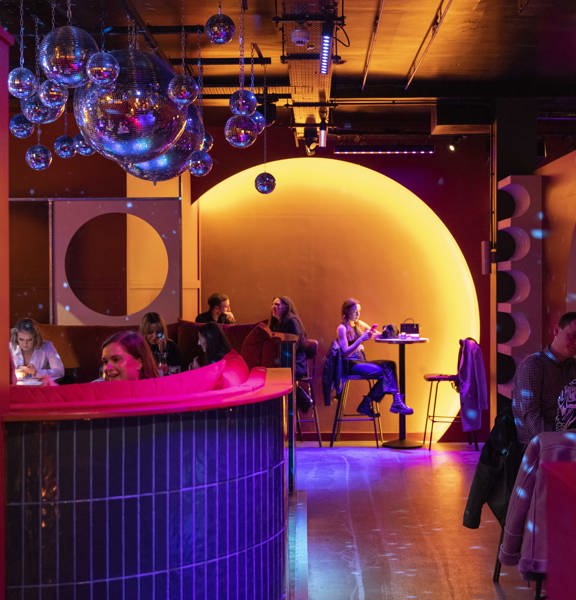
[195,293,236,324]
[512,311,576,445]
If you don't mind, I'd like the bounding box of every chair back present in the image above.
[301,338,318,379]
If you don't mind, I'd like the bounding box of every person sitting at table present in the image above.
[100,331,159,381]
[337,298,413,417]
[195,292,236,324]
[191,322,232,369]
[139,311,182,374]
[269,295,312,412]
[9,317,65,382]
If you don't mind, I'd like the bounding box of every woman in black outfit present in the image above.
[269,296,311,411]
[139,312,182,374]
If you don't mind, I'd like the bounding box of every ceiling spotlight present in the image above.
[448,135,464,152]
[291,22,310,47]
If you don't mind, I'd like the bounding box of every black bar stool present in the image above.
[296,339,322,446]
[329,376,383,447]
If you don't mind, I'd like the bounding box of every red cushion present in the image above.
[217,350,250,388]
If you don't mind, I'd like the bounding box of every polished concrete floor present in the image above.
[294,443,541,600]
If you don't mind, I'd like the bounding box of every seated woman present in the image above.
[139,312,182,374]
[9,318,65,382]
[269,296,312,412]
[337,298,412,417]
[192,322,232,368]
[100,331,159,381]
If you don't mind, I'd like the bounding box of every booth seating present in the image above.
[36,320,284,383]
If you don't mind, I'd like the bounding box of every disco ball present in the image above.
[74,49,187,163]
[73,133,95,156]
[25,144,52,170]
[9,113,35,139]
[200,131,214,152]
[123,103,205,182]
[38,79,69,108]
[229,89,257,116]
[224,115,259,148]
[255,172,276,194]
[21,92,66,124]
[168,74,199,106]
[205,13,235,44]
[251,110,266,134]
[54,135,76,159]
[188,150,213,176]
[39,25,98,88]
[86,51,120,86]
[8,67,37,99]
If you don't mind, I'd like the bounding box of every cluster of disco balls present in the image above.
[7,9,275,191]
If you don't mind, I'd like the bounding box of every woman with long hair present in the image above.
[100,330,159,381]
[139,311,182,373]
[9,317,64,381]
[337,298,412,417]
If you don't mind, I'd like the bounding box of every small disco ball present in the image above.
[251,110,266,134]
[86,51,120,86]
[123,103,205,182]
[38,79,69,108]
[21,92,66,124]
[205,13,236,44]
[25,144,52,170]
[200,131,214,152]
[39,25,98,88]
[9,113,35,139]
[224,115,259,148]
[54,135,76,159]
[255,172,276,194]
[73,133,95,156]
[229,89,257,116]
[168,74,199,107]
[188,150,213,176]
[74,49,186,163]
[8,67,37,99]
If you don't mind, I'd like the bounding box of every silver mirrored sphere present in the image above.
[123,103,205,182]
[255,172,276,194]
[74,49,187,163]
[73,133,95,156]
[8,67,37,99]
[21,92,66,124]
[54,135,76,159]
[188,150,213,176]
[86,51,120,86]
[9,113,35,139]
[205,13,236,44]
[39,25,99,88]
[25,144,53,170]
[200,131,214,152]
[224,115,259,148]
[251,110,266,134]
[168,74,199,106]
[38,80,69,108]
[229,89,257,116]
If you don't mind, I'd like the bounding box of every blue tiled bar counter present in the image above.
[4,363,292,600]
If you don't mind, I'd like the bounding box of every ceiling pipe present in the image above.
[360,0,386,91]
[404,0,453,90]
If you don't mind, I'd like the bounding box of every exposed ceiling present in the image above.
[3,0,576,150]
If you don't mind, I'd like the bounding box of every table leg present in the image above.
[381,343,422,449]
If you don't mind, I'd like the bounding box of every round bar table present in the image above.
[375,336,428,449]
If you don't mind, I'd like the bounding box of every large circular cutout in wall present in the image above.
[65,213,169,316]
[197,157,481,440]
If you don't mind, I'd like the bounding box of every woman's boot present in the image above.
[390,392,413,415]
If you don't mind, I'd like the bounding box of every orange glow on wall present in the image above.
[199,158,480,438]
